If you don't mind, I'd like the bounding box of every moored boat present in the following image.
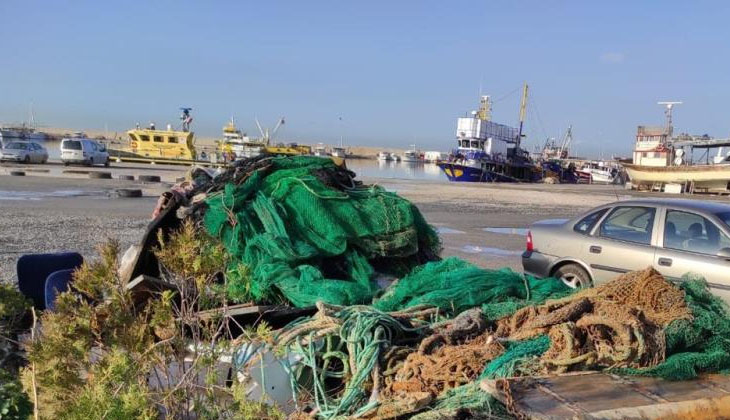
[437,84,540,182]
[623,102,730,192]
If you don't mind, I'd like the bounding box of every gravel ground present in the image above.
[0,169,680,284]
[0,208,148,283]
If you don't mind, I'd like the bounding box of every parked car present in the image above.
[60,138,109,166]
[0,141,49,163]
[523,199,730,302]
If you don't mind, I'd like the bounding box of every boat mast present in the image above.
[657,101,681,139]
[517,83,529,148]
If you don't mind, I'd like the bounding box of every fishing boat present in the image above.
[109,108,203,164]
[437,84,540,182]
[377,151,393,161]
[576,161,619,184]
[623,102,730,192]
[313,143,329,157]
[400,145,420,163]
[331,147,347,158]
[218,118,265,159]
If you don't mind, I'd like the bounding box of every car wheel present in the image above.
[88,157,94,166]
[104,158,110,167]
[63,161,69,167]
[553,264,592,289]
[24,155,30,164]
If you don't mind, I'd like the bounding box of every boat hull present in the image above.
[623,163,730,190]
[437,162,534,182]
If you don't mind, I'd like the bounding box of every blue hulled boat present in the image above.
[437,84,540,183]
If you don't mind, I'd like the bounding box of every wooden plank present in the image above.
[480,373,730,420]
[126,274,177,306]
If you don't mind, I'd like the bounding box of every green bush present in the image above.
[0,368,33,420]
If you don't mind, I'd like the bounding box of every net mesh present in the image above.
[202,156,440,307]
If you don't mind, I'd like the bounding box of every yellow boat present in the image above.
[126,127,196,160]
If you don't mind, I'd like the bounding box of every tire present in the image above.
[89,171,112,179]
[553,263,592,289]
[42,157,48,164]
[88,157,94,166]
[118,175,135,181]
[138,175,161,182]
[9,171,25,176]
[24,155,30,164]
[104,158,110,167]
[63,161,70,167]
[116,188,142,198]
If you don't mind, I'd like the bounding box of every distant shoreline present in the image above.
[31,126,417,159]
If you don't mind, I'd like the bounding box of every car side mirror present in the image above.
[717,248,730,260]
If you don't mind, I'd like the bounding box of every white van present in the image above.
[60,138,110,166]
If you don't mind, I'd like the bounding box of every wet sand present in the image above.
[0,159,680,283]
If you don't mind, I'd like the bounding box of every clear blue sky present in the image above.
[2,1,729,157]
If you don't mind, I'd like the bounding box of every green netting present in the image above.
[409,382,512,420]
[373,257,572,316]
[203,156,440,307]
[480,335,551,379]
[615,274,730,380]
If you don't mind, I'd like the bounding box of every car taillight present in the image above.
[526,231,534,252]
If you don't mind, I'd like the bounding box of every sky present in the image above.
[2,1,730,157]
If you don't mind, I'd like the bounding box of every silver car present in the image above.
[0,141,49,164]
[523,199,730,302]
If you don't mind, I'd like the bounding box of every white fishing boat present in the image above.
[623,102,730,192]
[424,151,446,162]
[331,147,347,158]
[219,117,265,159]
[576,161,619,184]
[400,145,420,163]
[377,151,393,161]
[313,143,329,157]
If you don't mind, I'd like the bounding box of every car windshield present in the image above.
[6,142,28,150]
[63,140,82,150]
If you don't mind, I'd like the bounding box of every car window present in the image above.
[573,208,608,235]
[7,142,27,150]
[63,140,82,150]
[664,210,730,255]
[599,206,656,245]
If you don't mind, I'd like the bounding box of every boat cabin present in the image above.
[127,128,196,160]
[633,126,672,167]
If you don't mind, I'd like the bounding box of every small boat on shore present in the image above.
[576,161,620,184]
[623,102,730,192]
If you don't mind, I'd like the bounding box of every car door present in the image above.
[582,205,659,284]
[32,143,42,162]
[654,208,730,302]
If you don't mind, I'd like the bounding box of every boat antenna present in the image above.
[657,101,682,138]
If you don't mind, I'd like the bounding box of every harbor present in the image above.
[5,2,730,420]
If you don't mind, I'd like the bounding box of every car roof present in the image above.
[608,198,730,214]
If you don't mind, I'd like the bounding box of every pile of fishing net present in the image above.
[197,155,440,307]
[264,267,730,419]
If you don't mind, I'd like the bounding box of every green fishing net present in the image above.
[203,156,440,307]
[374,257,571,316]
[615,274,730,380]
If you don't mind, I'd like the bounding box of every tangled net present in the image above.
[494,267,690,373]
[239,267,718,419]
